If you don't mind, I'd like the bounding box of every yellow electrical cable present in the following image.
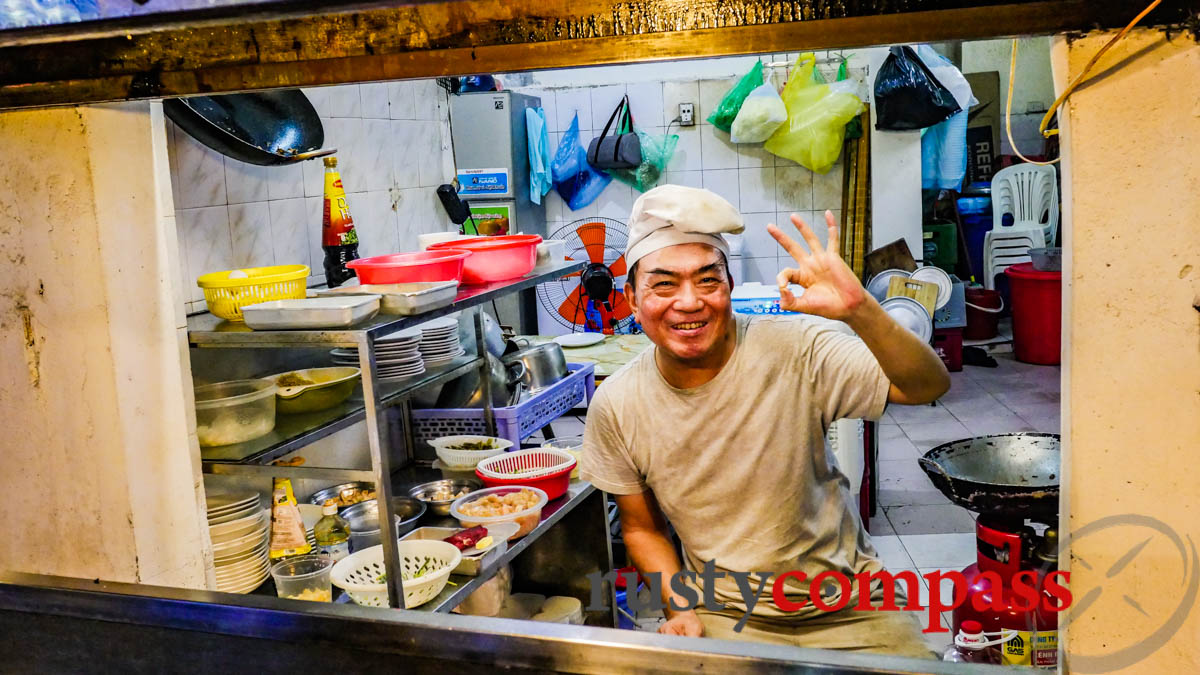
[1005,0,1163,166]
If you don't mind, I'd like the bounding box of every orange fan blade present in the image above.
[610,290,633,320]
[556,285,586,324]
[609,254,627,278]
[578,222,608,264]
[562,256,582,278]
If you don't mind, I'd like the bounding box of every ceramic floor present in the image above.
[870,351,1060,653]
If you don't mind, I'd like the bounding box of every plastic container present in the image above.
[1006,262,1062,365]
[1029,247,1062,272]
[957,196,993,283]
[197,264,310,322]
[330,540,461,608]
[964,286,1003,340]
[270,554,334,602]
[475,448,575,500]
[346,250,471,284]
[456,564,511,616]
[427,234,542,285]
[449,486,548,540]
[730,282,804,315]
[933,328,963,372]
[428,435,513,469]
[194,379,277,447]
[412,362,595,448]
[532,596,584,624]
[542,436,583,479]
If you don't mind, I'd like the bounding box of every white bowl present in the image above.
[428,435,513,469]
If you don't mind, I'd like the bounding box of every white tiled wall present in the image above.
[167,80,458,314]
[510,53,864,284]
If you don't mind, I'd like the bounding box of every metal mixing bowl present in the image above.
[341,497,427,540]
[408,478,482,516]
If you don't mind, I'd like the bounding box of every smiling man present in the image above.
[581,185,949,657]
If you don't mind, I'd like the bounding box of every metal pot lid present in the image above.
[880,296,932,343]
[866,268,911,302]
[910,266,953,310]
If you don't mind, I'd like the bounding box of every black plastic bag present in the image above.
[874,46,961,131]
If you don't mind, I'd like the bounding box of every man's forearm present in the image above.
[845,296,951,404]
[622,527,692,618]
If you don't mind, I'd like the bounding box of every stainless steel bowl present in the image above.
[408,478,482,516]
[341,497,427,537]
[502,342,569,394]
[307,481,375,507]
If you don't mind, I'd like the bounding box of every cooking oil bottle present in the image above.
[313,499,351,561]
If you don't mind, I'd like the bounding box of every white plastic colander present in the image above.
[428,435,513,469]
[330,540,461,608]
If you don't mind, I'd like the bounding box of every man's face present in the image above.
[625,243,734,365]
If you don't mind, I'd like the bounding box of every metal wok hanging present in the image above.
[918,433,1060,518]
[164,89,335,166]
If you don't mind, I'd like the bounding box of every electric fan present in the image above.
[537,218,638,335]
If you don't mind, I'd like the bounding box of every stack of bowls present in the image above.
[207,491,271,593]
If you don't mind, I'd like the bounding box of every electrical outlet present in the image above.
[679,102,695,126]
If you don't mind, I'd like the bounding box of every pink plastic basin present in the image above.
[427,235,542,285]
[346,250,471,284]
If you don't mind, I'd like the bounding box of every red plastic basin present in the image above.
[427,234,542,285]
[346,250,471,284]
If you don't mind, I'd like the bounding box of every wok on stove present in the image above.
[918,433,1060,518]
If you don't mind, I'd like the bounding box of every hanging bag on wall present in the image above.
[764,53,864,174]
[587,95,642,170]
[607,128,680,193]
[707,60,764,133]
[553,114,612,211]
[873,45,961,131]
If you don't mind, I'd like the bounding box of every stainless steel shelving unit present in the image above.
[188,261,586,609]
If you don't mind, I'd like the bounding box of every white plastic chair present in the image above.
[991,163,1059,247]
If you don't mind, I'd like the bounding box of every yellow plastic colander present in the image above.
[196,265,310,321]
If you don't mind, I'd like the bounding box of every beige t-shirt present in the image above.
[581,313,890,620]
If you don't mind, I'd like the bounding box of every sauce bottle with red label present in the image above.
[321,156,359,287]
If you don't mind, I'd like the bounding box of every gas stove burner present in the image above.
[918,433,1060,519]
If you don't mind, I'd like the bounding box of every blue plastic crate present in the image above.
[411,362,596,448]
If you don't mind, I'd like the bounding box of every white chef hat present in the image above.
[625,185,745,270]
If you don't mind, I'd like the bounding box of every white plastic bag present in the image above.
[915,45,977,111]
[730,82,788,144]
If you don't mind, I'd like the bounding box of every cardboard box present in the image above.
[964,71,1001,186]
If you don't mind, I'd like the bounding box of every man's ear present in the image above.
[624,280,639,319]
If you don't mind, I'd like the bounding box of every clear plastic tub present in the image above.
[542,436,583,479]
[449,486,547,540]
[194,379,277,447]
[270,554,334,602]
[1029,247,1062,272]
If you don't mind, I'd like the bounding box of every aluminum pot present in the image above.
[432,354,525,409]
[502,342,568,394]
[341,497,427,551]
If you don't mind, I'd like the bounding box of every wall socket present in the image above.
[678,102,695,126]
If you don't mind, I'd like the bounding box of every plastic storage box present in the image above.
[412,362,595,449]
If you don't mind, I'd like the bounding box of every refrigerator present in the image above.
[448,90,547,333]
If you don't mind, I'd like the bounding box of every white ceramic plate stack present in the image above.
[329,327,425,381]
[417,316,464,367]
[207,491,271,593]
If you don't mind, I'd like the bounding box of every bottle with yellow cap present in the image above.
[321,156,360,287]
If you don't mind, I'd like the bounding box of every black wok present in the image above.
[918,432,1060,518]
[164,89,334,166]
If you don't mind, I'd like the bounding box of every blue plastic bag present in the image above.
[526,107,552,205]
[552,114,611,211]
[922,110,969,190]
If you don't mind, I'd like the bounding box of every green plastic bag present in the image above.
[764,54,863,174]
[608,128,679,192]
[706,61,763,133]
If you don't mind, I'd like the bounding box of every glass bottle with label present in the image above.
[321,156,359,287]
[313,499,351,562]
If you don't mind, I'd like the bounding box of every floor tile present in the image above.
[954,411,1037,437]
[886,402,959,425]
[877,427,922,462]
[900,420,973,451]
[869,534,915,570]
[885,504,977,535]
[877,457,950,506]
[938,392,1003,419]
[899,533,978,568]
[868,513,895,536]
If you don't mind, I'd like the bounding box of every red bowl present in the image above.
[346,250,471,284]
[427,234,542,285]
[474,464,573,501]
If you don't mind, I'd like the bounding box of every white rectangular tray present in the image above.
[241,296,380,329]
[318,281,458,315]
[400,523,518,576]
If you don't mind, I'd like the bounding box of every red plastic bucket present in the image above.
[1005,263,1062,365]
[964,287,1003,340]
[346,249,471,284]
